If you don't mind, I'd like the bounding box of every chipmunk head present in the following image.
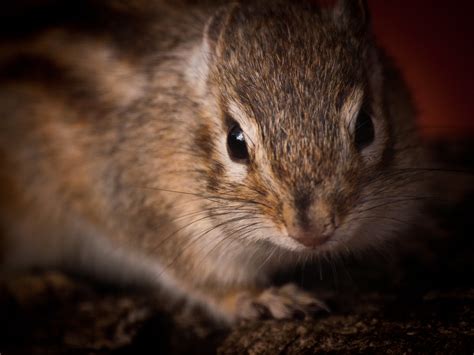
[175,0,422,259]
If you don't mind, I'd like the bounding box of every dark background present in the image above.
[368,0,474,139]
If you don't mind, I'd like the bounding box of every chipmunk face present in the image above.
[185,1,421,256]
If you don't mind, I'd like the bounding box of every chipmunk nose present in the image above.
[283,198,336,249]
[286,222,334,248]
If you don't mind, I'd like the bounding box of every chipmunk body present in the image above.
[0,0,427,322]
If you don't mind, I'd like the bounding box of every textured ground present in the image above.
[1,141,473,354]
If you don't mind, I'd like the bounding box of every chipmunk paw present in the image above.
[234,283,329,322]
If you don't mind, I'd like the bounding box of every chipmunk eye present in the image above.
[354,109,375,151]
[227,124,249,162]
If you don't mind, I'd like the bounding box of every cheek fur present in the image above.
[336,171,426,253]
[192,121,248,193]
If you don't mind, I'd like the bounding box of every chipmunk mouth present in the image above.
[290,233,332,249]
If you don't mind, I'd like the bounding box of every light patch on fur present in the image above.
[342,88,364,132]
[227,101,259,151]
[226,101,287,198]
[184,39,211,98]
[79,45,146,106]
[5,30,147,107]
[211,101,253,182]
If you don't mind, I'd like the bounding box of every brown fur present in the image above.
[0,0,428,322]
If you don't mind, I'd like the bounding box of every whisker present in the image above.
[160,214,262,274]
[152,207,258,252]
[353,197,428,216]
[343,215,422,230]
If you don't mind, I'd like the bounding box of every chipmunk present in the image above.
[0,0,428,323]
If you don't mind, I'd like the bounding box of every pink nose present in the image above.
[282,198,336,249]
[289,229,332,248]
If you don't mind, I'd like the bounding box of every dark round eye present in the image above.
[354,109,375,151]
[227,124,249,162]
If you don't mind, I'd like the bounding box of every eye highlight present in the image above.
[227,123,249,162]
[354,109,375,151]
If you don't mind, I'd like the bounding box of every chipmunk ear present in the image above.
[333,0,370,32]
[186,4,238,95]
[203,3,239,58]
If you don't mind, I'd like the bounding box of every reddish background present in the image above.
[367,0,474,139]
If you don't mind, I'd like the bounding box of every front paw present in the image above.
[233,283,328,322]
